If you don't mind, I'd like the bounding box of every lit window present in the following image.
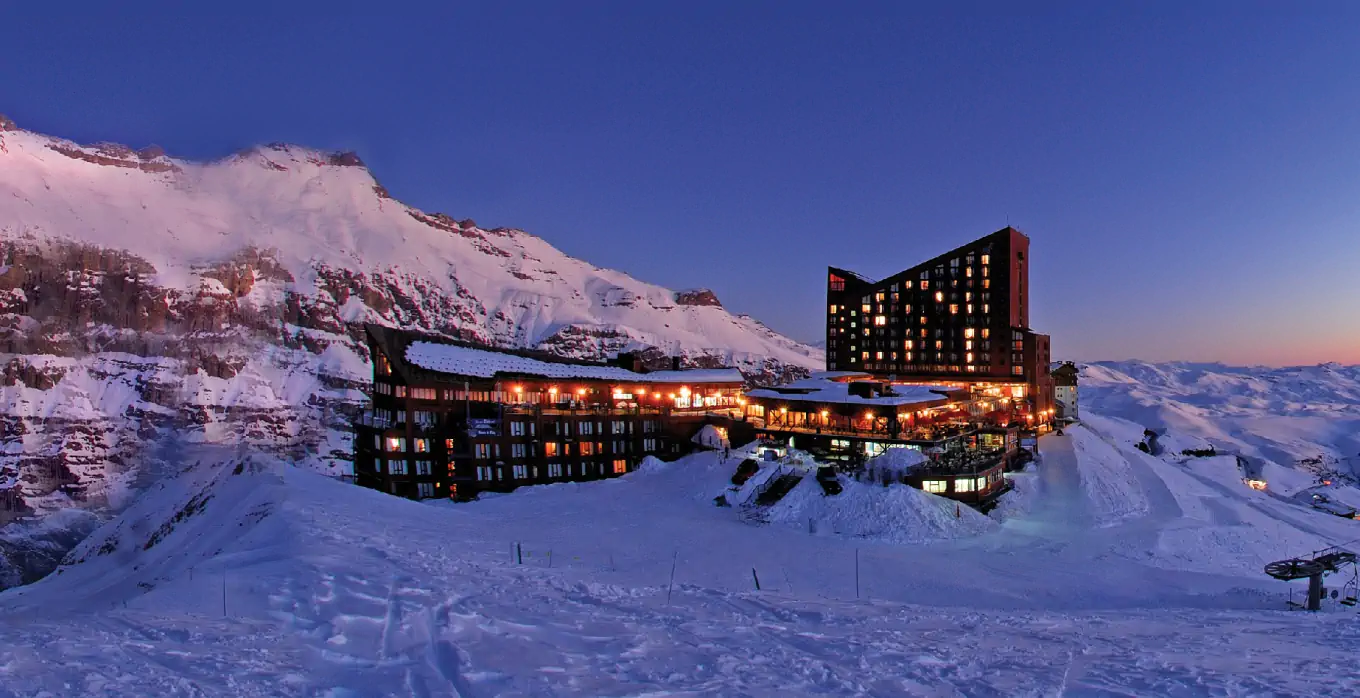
[545,442,560,457]
[862,304,871,313]
[875,351,884,360]
[965,341,973,350]
[982,329,990,339]
[955,478,975,492]
[874,315,886,326]
[921,280,929,289]
[923,480,947,493]
[861,351,870,360]
[829,304,838,313]
[613,459,628,474]
[904,340,913,350]
[1012,366,1024,375]
[935,291,944,302]
[964,328,975,338]
[976,476,988,490]
[949,304,958,314]
[981,254,990,265]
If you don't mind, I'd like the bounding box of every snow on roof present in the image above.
[746,379,954,407]
[807,371,872,381]
[404,341,743,384]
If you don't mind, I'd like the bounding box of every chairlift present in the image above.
[1343,569,1359,607]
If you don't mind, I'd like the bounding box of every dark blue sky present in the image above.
[3,1,1358,364]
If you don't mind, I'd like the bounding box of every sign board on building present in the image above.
[467,419,501,437]
[1020,437,1038,451]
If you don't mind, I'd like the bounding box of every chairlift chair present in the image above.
[1343,569,1359,607]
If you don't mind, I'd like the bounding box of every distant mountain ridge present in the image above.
[0,115,820,583]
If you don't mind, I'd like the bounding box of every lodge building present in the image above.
[353,325,745,501]
[742,227,1056,507]
[823,226,1054,426]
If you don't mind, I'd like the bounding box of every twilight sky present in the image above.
[2,1,1358,365]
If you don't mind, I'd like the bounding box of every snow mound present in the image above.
[864,446,927,481]
[765,475,996,543]
[634,455,670,474]
[691,424,730,450]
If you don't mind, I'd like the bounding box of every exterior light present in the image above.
[548,386,558,394]
[779,406,787,414]
[680,387,690,396]
[820,410,829,418]
[576,388,587,396]
[654,392,662,399]
[512,385,523,393]
[865,411,874,420]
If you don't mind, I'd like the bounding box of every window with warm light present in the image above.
[613,459,628,474]
[923,480,947,493]
[873,315,886,326]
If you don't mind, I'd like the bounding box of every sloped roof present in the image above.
[747,379,954,408]
[405,340,742,384]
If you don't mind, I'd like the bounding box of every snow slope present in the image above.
[1082,361,1360,481]
[7,419,1360,695]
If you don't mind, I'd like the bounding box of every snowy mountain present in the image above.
[0,116,820,582]
[1080,360,1360,481]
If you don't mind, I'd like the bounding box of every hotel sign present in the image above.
[467,419,501,437]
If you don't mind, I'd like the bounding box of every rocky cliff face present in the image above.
[0,117,821,585]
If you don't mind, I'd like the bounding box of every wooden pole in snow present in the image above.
[854,549,860,599]
[666,550,678,605]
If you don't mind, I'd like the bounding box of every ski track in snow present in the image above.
[5,415,1360,694]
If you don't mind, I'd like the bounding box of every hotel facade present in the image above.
[741,227,1055,507]
[353,325,745,501]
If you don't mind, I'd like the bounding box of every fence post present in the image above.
[854,549,860,599]
[666,551,678,605]
[517,542,523,565]
[752,568,761,591]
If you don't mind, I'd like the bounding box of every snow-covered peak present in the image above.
[0,120,822,371]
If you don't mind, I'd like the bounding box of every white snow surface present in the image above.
[7,410,1360,694]
[405,341,743,383]
[747,379,953,407]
